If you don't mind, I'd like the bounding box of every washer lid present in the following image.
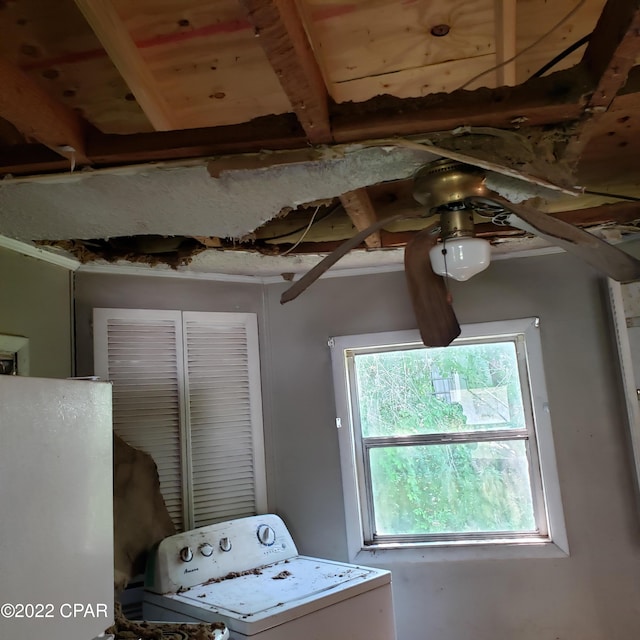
[170,556,390,622]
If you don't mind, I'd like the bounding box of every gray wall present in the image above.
[74,251,640,640]
[264,252,640,640]
[0,247,72,378]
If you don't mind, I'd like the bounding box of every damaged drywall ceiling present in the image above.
[0,146,444,242]
[62,234,565,279]
[0,136,616,278]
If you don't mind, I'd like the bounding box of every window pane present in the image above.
[354,341,525,437]
[369,440,536,535]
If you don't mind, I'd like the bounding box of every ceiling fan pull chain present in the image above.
[441,238,452,292]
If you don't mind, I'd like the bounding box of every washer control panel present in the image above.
[145,514,298,594]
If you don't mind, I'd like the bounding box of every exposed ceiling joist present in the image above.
[240,0,332,143]
[582,0,640,106]
[86,113,307,165]
[339,189,382,248]
[563,0,640,161]
[24,66,587,172]
[74,0,177,131]
[552,199,640,226]
[0,144,70,175]
[0,0,635,194]
[330,66,590,142]
[0,57,88,164]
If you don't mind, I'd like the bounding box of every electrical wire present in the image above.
[260,203,340,242]
[583,189,640,202]
[530,33,590,79]
[280,205,322,256]
[458,0,587,90]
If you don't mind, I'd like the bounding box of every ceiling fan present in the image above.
[280,157,640,348]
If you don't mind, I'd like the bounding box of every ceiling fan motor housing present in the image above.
[413,159,488,209]
[413,159,490,239]
[438,207,475,239]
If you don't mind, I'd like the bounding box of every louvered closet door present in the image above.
[93,310,186,531]
[94,308,268,533]
[183,312,266,528]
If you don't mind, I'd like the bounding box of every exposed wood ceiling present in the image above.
[1,0,640,273]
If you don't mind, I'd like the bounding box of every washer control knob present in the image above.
[219,537,232,552]
[199,543,214,557]
[257,524,276,546]
[179,546,194,562]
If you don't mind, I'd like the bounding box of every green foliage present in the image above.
[352,342,536,536]
[369,442,535,535]
[354,342,525,437]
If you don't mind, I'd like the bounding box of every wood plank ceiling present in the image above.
[1,0,640,266]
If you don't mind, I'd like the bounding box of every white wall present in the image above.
[74,250,640,639]
[0,247,73,378]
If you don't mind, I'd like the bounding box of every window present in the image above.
[331,318,567,561]
[94,309,267,532]
[0,334,29,376]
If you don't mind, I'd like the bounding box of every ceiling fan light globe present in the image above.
[429,237,491,281]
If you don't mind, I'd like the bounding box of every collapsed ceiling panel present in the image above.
[0,0,639,277]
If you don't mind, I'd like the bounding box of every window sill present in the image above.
[352,538,569,565]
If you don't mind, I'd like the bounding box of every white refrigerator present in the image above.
[0,376,114,640]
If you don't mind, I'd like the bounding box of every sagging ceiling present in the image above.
[1,0,640,276]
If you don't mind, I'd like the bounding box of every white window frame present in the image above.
[331,318,568,563]
[0,334,29,375]
[608,279,640,494]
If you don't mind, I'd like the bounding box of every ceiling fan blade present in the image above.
[404,225,461,347]
[483,194,640,283]
[281,213,414,304]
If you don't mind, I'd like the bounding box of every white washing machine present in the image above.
[143,514,396,639]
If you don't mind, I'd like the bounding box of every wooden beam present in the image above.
[1,65,596,175]
[339,189,381,248]
[563,0,640,162]
[331,66,590,142]
[74,0,177,131]
[495,0,517,87]
[0,144,70,175]
[582,0,640,108]
[552,200,640,227]
[240,0,331,144]
[0,58,88,164]
[86,114,307,165]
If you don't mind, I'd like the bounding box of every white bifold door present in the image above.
[94,309,267,532]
